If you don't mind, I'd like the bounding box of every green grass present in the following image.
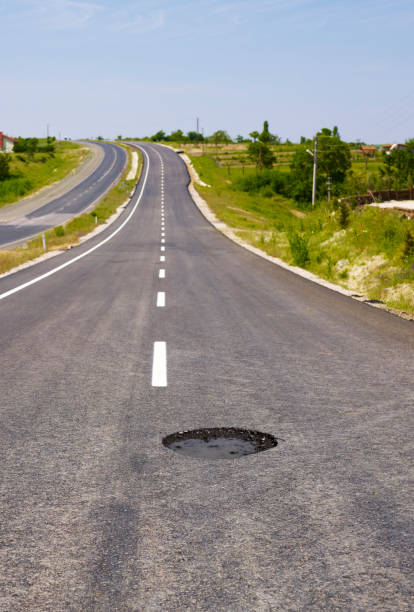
[0,141,87,207]
[191,153,414,315]
[0,144,141,275]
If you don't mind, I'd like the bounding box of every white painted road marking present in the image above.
[152,342,167,387]
[0,147,150,302]
[161,246,165,251]
[160,255,165,262]
[157,291,165,307]
[159,269,165,278]
[161,238,165,243]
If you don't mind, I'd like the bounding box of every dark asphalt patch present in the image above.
[162,427,278,460]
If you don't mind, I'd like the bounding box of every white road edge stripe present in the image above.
[156,291,165,307]
[0,147,151,301]
[152,342,167,387]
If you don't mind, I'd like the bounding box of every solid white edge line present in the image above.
[0,147,151,301]
[156,291,165,307]
[152,341,167,386]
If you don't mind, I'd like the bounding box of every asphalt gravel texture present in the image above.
[0,141,126,248]
[0,143,413,611]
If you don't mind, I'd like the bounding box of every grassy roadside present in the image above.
[190,154,414,316]
[0,143,141,275]
[0,141,88,207]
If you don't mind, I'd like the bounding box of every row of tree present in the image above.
[239,124,414,204]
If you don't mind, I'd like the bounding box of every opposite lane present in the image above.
[0,141,126,248]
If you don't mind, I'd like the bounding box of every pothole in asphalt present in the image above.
[162,427,278,460]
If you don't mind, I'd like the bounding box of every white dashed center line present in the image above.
[152,342,167,387]
[156,291,165,307]
[161,238,165,244]
[159,269,165,278]
[160,255,165,262]
[161,246,165,251]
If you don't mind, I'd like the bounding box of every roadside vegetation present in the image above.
[0,138,88,206]
[153,122,414,316]
[0,143,140,275]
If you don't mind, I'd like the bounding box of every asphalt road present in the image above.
[0,143,412,611]
[0,141,126,248]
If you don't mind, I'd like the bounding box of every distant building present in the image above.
[0,131,17,152]
[361,145,377,157]
[381,143,407,153]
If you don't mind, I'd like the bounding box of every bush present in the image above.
[288,232,310,267]
[402,229,414,260]
[338,202,350,228]
[54,226,65,237]
[0,177,33,200]
[261,186,273,198]
[0,154,10,180]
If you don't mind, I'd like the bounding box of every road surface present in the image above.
[0,143,412,611]
[0,141,126,248]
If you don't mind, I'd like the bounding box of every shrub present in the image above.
[0,154,10,180]
[402,229,414,260]
[338,202,350,228]
[288,232,310,267]
[261,186,273,198]
[54,226,65,237]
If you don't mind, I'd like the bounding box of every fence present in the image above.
[340,186,414,207]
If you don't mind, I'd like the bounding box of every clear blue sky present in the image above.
[1,0,413,143]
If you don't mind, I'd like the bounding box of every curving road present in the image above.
[0,143,412,610]
[0,141,126,248]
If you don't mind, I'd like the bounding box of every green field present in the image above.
[191,153,414,316]
[0,140,87,207]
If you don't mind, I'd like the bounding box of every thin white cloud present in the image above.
[11,0,104,30]
[110,9,165,32]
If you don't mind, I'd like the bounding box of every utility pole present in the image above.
[306,136,318,207]
[312,136,317,207]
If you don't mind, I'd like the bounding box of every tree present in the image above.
[289,127,351,203]
[187,131,204,142]
[235,135,245,143]
[209,130,231,144]
[151,130,168,142]
[316,127,351,186]
[247,142,275,170]
[259,121,271,143]
[117,135,122,140]
[259,121,280,144]
[382,139,414,187]
[169,129,185,142]
[0,154,10,180]
[249,131,259,142]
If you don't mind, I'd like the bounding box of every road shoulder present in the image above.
[175,148,414,322]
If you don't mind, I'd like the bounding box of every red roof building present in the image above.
[0,131,18,152]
